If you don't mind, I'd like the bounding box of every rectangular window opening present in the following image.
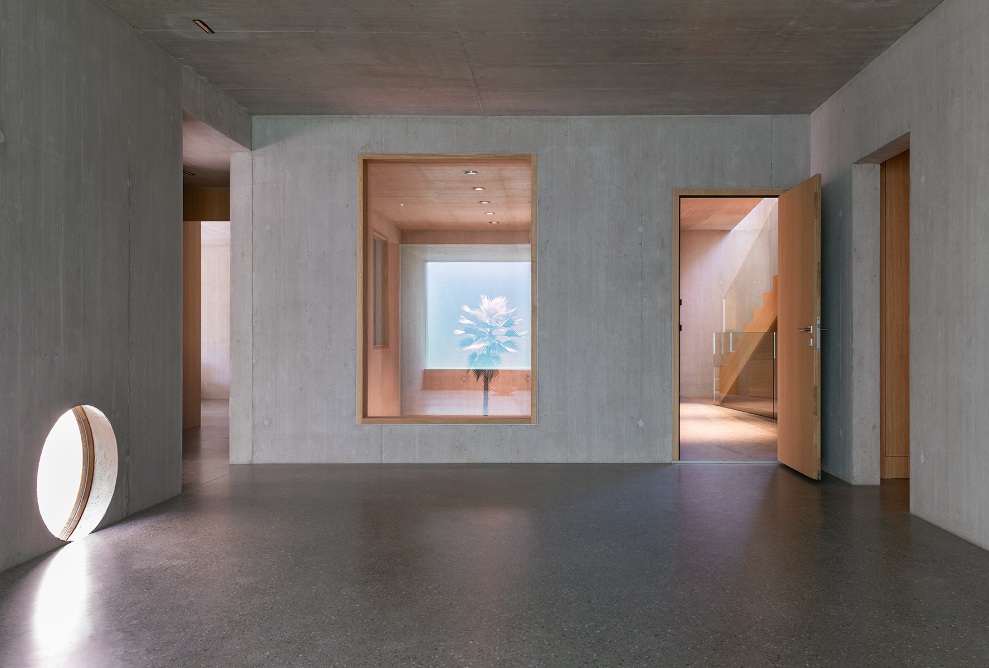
[359,155,537,424]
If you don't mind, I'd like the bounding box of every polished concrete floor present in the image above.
[680,398,778,461]
[2,418,989,666]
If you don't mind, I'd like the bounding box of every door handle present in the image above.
[798,326,814,333]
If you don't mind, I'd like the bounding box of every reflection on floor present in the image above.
[182,399,234,491]
[406,389,531,416]
[680,398,777,461]
[3,465,988,666]
[716,394,776,419]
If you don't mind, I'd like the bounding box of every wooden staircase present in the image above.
[716,275,778,404]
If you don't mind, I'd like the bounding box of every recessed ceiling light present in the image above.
[489,221,500,225]
[464,170,478,175]
[399,203,405,207]
[484,212,496,215]
[478,200,491,204]
[193,19,215,34]
[472,186,485,191]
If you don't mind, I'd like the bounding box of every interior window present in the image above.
[359,156,536,423]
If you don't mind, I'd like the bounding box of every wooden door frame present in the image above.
[672,188,786,461]
[851,132,910,484]
[879,150,911,479]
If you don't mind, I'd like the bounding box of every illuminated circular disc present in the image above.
[37,406,118,541]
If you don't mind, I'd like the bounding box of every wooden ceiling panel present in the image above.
[680,197,766,231]
[367,160,532,231]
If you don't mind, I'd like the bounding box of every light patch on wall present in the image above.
[201,221,230,245]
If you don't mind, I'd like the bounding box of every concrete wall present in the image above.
[0,0,184,571]
[811,0,989,549]
[182,68,252,151]
[232,115,808,464]
[229,152,254,464]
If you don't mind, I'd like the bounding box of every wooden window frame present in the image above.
[358,153,538,425]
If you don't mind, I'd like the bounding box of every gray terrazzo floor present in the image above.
[1,411,988,666]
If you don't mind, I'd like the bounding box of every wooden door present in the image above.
[777,175,822,479]
[182,220,202,430]
[880,151,910,478]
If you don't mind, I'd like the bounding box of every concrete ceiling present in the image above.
[97,0,945,116]
[182,113,246,187]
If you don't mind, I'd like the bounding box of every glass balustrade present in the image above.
[711,198,778,420]
[713,330,777,419]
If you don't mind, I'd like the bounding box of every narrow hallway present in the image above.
[182,400,232,491]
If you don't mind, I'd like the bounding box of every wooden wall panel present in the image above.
[184,188,230,222]
[421,369,531,391]
[183,221,202,429]
[400,230,530,245]
[365,214,402,416]
[881,150,910,479]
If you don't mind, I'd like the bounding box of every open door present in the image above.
[777,175,822,479]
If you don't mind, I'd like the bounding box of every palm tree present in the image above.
[453,295,527,416]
